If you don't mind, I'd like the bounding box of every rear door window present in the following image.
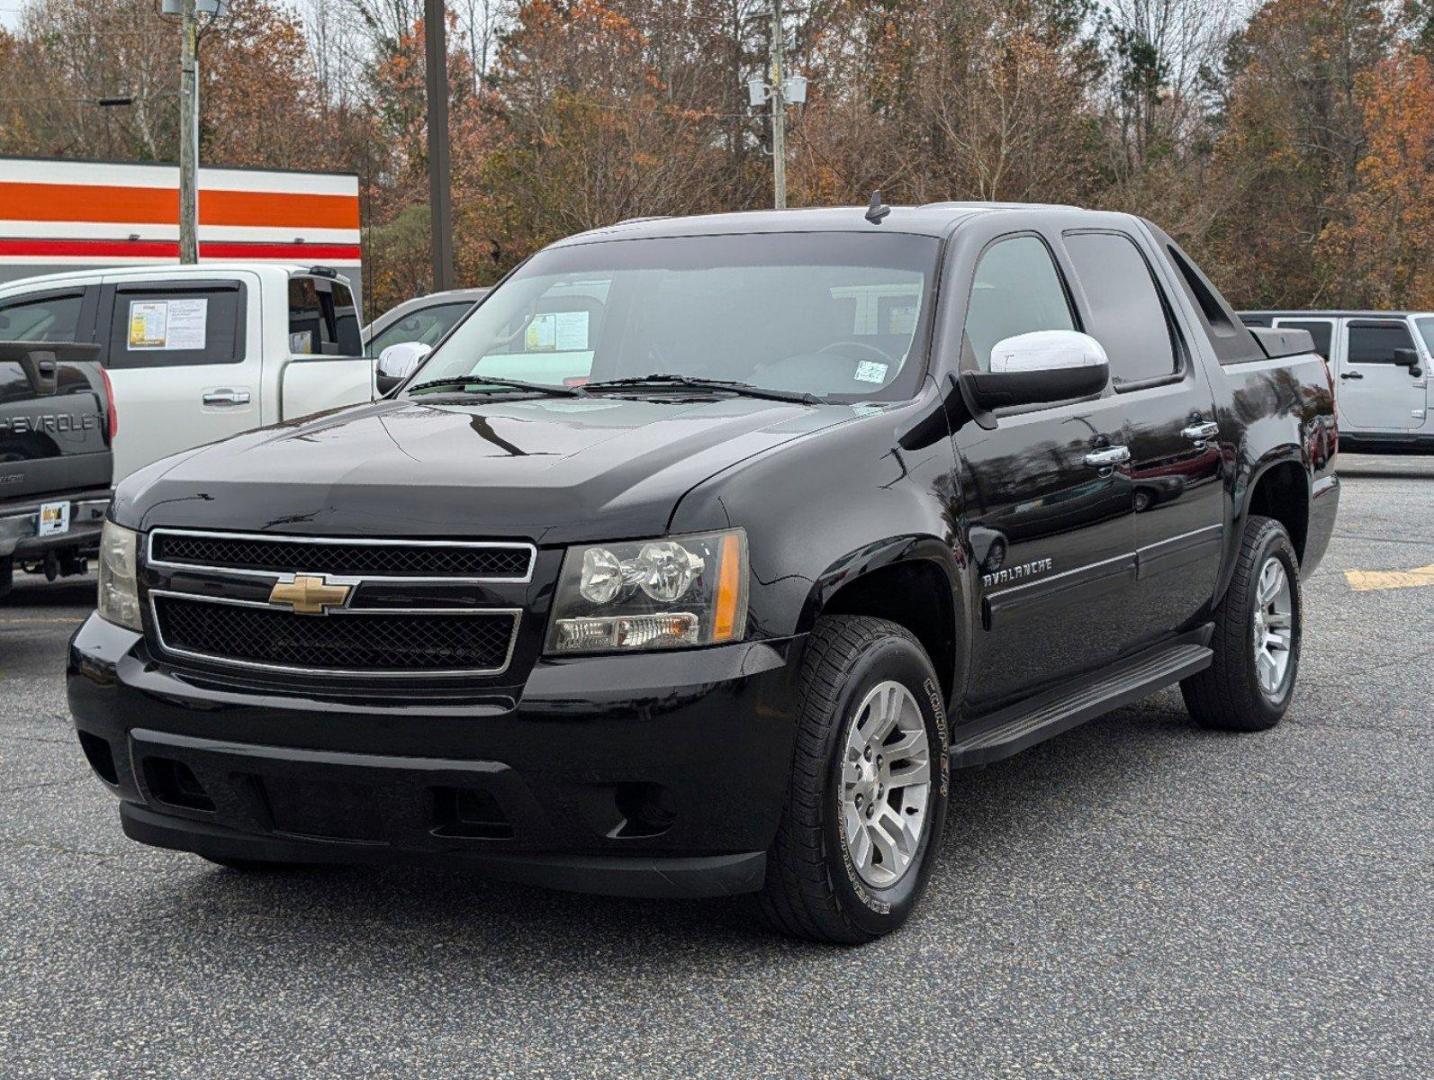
[105,282,245,368]
[1064,231,1179,386]
[1273,319,1334,360]
[1347,320,1416,363]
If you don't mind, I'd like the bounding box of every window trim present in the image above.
[1061,228,1188,395]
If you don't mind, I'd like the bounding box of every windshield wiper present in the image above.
[405,376,586,398]
[582,374,821,405]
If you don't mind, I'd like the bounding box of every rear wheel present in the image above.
[760,615,950,944]
[0,556,11,602]
[1182,515,1301,731]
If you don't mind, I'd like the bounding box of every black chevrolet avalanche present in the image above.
[68,204,1340,942]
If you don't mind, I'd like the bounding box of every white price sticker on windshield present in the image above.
[854,360,888,384]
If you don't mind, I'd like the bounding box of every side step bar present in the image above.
[950,640,1213,768]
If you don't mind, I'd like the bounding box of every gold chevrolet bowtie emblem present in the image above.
[268,574,352,615]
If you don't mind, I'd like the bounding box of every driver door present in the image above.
[1334,319,1428,433]
[952,233,1137,712]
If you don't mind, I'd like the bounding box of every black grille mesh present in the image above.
[151,533,531,579]
[154,597,516,673]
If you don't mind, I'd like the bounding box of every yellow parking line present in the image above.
[0,617,87,626]
[1345,564,1434,592]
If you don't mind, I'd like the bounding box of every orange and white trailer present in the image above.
[0,156,364,312]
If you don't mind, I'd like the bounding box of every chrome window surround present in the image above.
[147,590,523,679]
[145,528,537,584]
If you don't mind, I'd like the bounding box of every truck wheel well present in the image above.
[821,560,956,703]
[1246,462,1308,562]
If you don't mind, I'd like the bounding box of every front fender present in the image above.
[668,386,973,704]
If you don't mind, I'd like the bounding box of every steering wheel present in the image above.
[818,340,894,363]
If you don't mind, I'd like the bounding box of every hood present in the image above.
[115,394,863,542]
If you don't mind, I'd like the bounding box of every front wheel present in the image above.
[1182,515,1301,731]
[760,616,950,944]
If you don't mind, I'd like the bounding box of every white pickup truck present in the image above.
[0,264,376,480]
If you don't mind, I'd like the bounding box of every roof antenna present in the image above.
[865,189,891,225]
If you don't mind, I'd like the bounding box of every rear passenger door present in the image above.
[98,275,259,481]
[1061,229,1223,648]
[953,233,1138,711]
[1334,319,1427,433]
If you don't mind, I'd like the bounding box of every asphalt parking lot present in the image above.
[1,454,1430,1079]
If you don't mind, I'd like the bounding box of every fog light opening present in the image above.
[77,731,118,786]
[143,757,215,812]
[431,786,513,840]
[613,782,677,838]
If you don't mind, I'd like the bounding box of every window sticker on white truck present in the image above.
[127,298,208,350]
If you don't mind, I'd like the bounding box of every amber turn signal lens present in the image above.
[712,531,742,642]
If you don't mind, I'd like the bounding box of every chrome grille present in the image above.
[151,594,519,676]
[148,529,534,581]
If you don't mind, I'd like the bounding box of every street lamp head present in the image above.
[161,0,229,13]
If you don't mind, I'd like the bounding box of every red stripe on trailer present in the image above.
[200,242,361,261]
[0,239,361,261]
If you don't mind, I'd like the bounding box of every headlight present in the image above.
[546,529,748,654]
[97,521,142,631]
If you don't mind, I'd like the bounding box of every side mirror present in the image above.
[375,341,431,395]
[1392,347,1423,376]
[962,330,1110,416]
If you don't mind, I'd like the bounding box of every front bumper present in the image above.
[0,491,109,560]
[68,614,804,898]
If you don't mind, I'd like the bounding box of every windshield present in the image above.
[1417,317,1434,356]
[404,232,940,401]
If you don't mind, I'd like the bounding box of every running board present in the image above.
[950,642,1213,768]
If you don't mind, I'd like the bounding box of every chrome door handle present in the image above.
[202,389,251,406]
[1181,421,1219,441]
[1083,446,1130,468]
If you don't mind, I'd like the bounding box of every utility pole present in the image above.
[424,0,455,292]
[178,0,199,264]
[768,0,786,210]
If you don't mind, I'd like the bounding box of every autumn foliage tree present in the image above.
[0,0,1431,314]
[1318,50,1434,308]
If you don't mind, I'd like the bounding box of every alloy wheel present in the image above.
[1252,555,1294,697]
[839,680,932,889]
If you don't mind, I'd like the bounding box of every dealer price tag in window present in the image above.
[37,501,69,537]
[127,298,208,350]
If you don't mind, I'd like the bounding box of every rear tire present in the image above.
[0,556,11,602]
[759,615,950,944]
[1182,515,1301,731]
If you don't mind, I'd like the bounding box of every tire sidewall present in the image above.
[1244,524,1302,717]
[818,634,950,937]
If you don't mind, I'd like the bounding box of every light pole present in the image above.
[425,0,455,292]
[746,28,807,210]
[178,0,198,263]
[163,0,227,263]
